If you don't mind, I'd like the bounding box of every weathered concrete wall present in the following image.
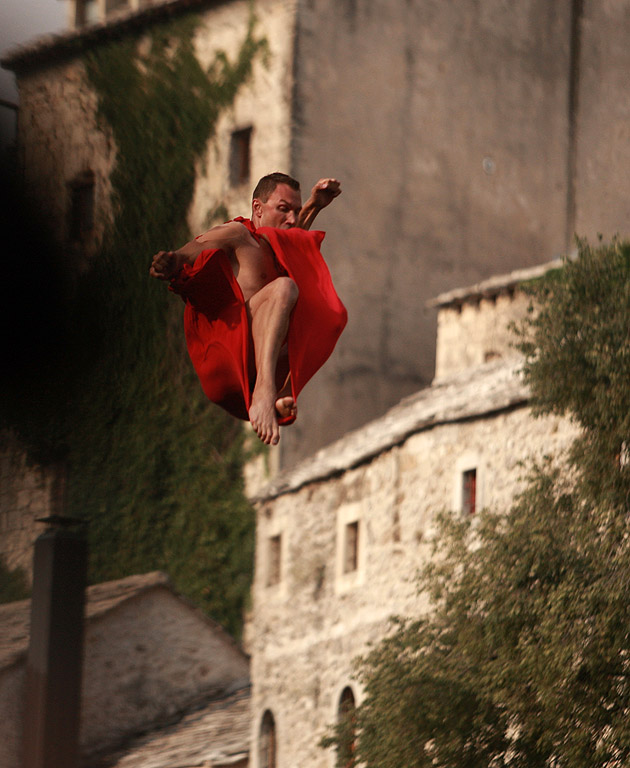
[277,0,630,468]
[574,1,630,242]
[248,389,578,766]
[284,0,573,467]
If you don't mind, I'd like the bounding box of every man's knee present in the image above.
[272,276,299,308]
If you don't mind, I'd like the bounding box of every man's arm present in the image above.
[297,178,341,230]
[150,221,242,281]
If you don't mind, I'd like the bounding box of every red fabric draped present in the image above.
[169,219,347,424]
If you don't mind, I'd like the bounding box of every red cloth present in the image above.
[169,218,347,424]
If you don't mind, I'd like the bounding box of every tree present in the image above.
[326,238,630,767]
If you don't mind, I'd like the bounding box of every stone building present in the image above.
[4,0,630,468]
[0,571,250,768]
[245,262,579,767]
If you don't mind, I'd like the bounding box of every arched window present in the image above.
[259,709,276,768]
[337,687,356,768]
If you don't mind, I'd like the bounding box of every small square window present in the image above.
[229,127,252,187]
[69,171,95,242]
[267,534,281,586]
[462,468,477,515]
[344,521,359,574]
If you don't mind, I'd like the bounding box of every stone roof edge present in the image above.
[1,0,229,73]
[0,571,247,672]
[251,359,530,502]
[427,258,564,309]
[87,571,249,660]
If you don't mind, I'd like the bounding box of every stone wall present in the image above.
[187,0,296,234]
[431,260,560,379]
[248,375,578,767]
[17,59,115,269]
[0,575,250,767]
[0,431,57,580]
[81,585,249,757]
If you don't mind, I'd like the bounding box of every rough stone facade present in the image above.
[246,272,579,767]
[16,59,115,270]
[0,431,62,580]
[430,260,560,379]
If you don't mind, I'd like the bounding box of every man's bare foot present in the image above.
[149,250,188,281]
[276,396,297,422]
[249,385,280,446]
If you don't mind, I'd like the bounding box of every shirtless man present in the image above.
[150,173,341,446]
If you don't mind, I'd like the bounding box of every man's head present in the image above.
[252,172,302,229]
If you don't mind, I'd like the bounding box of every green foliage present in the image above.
[327,239,630,767]
[0,557,30,604]
[0,12,267,635]
[516,237,630,513]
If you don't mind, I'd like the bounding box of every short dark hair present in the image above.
[252,172,300,202]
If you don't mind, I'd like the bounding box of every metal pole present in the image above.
[22,515,88,768]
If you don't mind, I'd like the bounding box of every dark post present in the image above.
[22,515,88,768]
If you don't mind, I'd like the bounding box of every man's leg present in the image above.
[247,277,299,445]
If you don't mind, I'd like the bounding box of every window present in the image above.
[267,534,281,587]
[259,709,276,768]
[74,0,99,27]
[229,127,252,187]
[462,468,477,515]
[343,521,359,574]
[335,503,364,593]
[337,687,356,768]
[68,171,95,243]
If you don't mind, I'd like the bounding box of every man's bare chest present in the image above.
[234,238,284,297]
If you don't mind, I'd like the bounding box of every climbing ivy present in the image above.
[1,10,267,637]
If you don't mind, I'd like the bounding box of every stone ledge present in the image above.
[251,359,530,502]
[427,258,565,309]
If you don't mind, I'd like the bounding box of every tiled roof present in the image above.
[88,684,251,768]
[0,571,208,671]
[427,259,563,309]
[251,359,530,501]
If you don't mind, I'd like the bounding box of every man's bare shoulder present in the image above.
[195,220,250,247]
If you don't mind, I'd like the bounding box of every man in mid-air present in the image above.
[150,173,347,446]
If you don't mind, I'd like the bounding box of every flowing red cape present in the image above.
[169,219,347,424]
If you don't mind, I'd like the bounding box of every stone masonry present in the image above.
[246,263,579,767]
[0,431,61,581]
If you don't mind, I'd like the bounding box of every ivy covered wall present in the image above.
[1,9,267,638]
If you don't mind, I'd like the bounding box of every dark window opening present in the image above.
[75,0,98,27]
[229,127,252,187]
[462,468,477,515]
[259,709,276,768]
[338,687,356,768]
[344,521,359,574]
[69,171,95,242]
[267,534,281,586]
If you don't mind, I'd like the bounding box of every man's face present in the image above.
[253,183,302,229]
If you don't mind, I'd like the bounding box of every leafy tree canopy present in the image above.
[327,238,630,768]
